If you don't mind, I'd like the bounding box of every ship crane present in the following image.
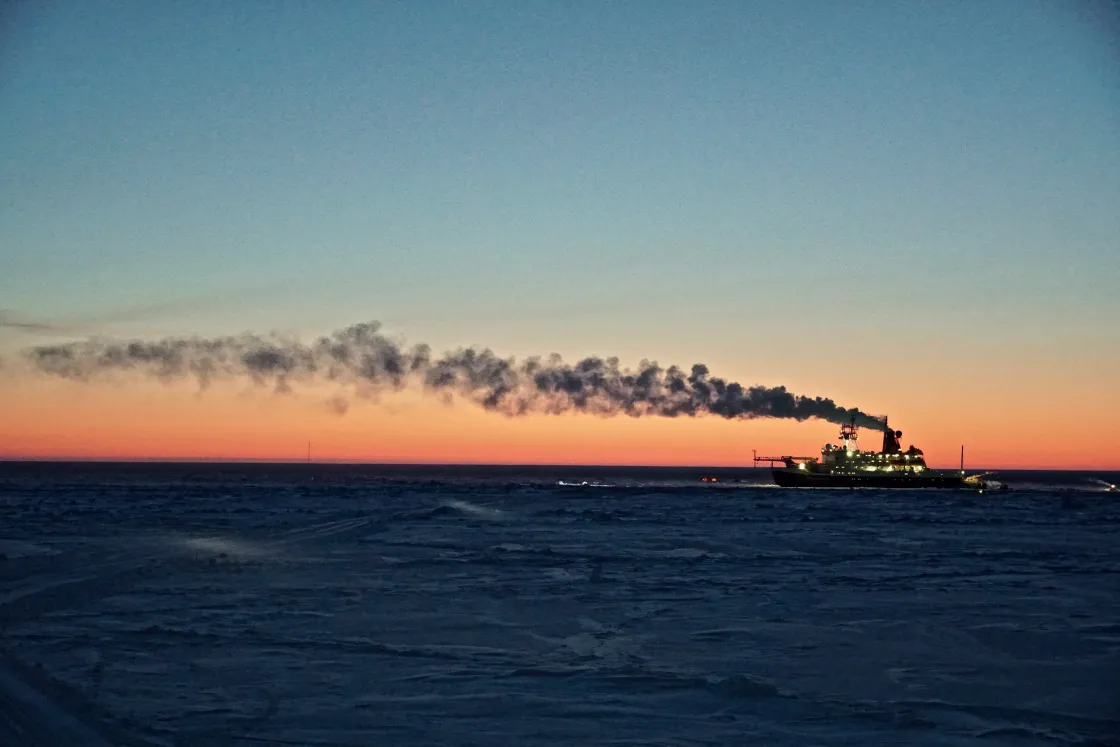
[753,455,816,465]
[752,449,815,467]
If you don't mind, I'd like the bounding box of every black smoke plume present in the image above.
[24,320,887,429]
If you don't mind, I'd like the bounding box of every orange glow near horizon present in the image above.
[1,371,1118,470]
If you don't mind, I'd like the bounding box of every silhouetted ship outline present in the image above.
[756,417,993,489]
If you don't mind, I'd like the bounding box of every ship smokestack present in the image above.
[881,416,902,454]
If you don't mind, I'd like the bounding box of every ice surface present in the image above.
[1,464,1118,746]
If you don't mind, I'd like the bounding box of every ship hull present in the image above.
[772,468,969,489]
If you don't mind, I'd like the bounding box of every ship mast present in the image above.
[839,417,859,454]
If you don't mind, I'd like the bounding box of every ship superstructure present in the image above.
[756,417,991,489]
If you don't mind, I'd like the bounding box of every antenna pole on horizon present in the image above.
[308,441,311,464]
[960,445,964,474]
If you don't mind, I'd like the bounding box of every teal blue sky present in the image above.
[2,0,1118,372]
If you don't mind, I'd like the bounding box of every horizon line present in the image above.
[0,456,1116,472]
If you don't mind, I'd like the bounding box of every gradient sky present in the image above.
[2,0,1118,467]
